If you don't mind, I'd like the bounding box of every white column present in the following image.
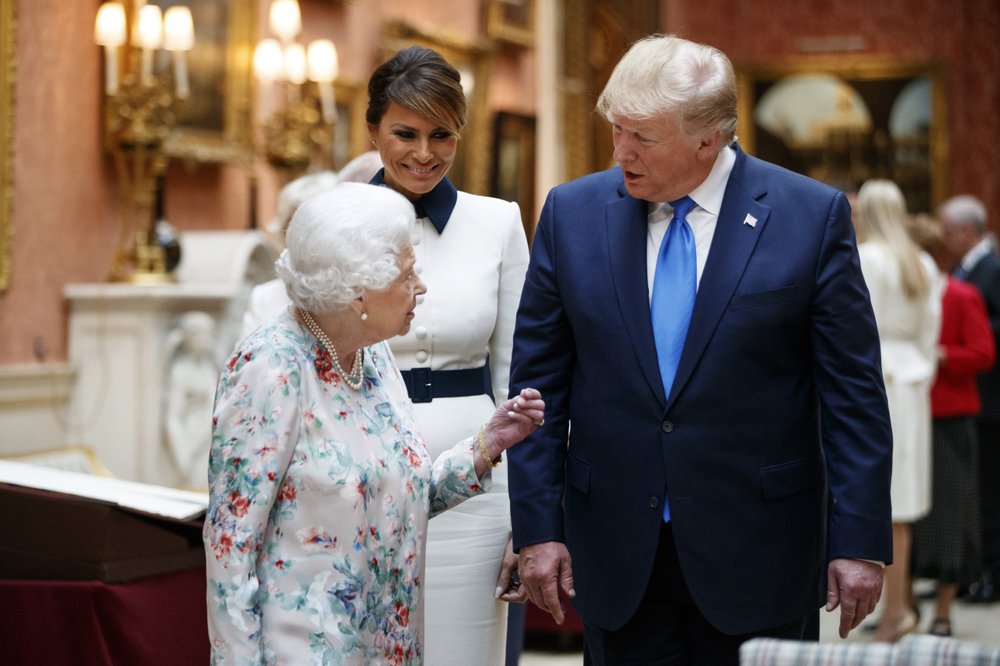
[534,0,564,224]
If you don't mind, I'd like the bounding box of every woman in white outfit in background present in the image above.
[855,178,942,642]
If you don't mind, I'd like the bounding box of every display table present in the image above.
[0,464,210,664]
[0,568,209,666]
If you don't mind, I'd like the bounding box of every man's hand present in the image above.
[826,557,883,638]
[518,541,576,624]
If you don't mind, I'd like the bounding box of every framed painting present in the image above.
[331,81,369,170]
[486,0,534,47]
[491,112,536,241]
[155,0,255,164]
[382,22,494,195]
[0,0,13,294]
[736,58,948,213]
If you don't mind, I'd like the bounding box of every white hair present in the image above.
[336,151,383,185]
[266,170,340,237]
[938,194,988,235]
[274,183,414,314]
[596,34,737,143]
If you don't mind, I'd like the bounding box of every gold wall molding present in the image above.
[0,0,15,294]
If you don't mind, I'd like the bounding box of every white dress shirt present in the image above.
[647,145,737,300]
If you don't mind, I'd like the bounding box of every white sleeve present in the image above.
[488,201,529,405]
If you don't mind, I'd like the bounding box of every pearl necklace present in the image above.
[300,309,364,390]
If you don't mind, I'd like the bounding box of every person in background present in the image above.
[203,182,544,663]
[241,152,382,339]
[908,211,995,637]
[508,34,892,664]
[938,194,1000,604]
[364,45,531,665]
[854,179,942,642]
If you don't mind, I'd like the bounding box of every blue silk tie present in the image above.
[650,196,696,522]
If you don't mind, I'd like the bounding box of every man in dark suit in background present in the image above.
[507,34,893,664]
[940,194,1000,603]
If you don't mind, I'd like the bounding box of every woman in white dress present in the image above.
[364,45,531,664]
[854,179,942,642]
[204,183,544,664]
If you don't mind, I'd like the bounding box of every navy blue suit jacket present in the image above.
[508,146,893,635]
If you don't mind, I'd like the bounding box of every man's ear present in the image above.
[696,128,724,160]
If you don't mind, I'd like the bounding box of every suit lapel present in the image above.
[606,192,669,405]
[667,154,771,408]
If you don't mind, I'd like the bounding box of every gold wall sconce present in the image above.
[253,0,339,173]
[95,0,194,284]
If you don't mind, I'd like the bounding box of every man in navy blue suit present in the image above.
[507,35,893,664]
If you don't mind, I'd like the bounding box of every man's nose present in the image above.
[612,136,632,163]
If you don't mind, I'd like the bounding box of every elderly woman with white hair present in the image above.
[203,182,543,664]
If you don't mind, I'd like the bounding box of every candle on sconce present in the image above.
[253,38,284,120]
[94,2,127,95]
[269,0,302,43]
[164,6,195,99]
[284,43,307,104]
[134,5,164,87]
[308,40,339,125]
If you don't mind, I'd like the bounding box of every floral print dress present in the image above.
[204,309,488,665]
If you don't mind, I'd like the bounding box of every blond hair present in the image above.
[856,179,930,300]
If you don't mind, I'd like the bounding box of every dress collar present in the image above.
[369,169,458,234]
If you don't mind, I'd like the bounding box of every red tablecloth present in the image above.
[0,568,209,666]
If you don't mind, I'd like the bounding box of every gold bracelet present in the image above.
[477,426,501,468]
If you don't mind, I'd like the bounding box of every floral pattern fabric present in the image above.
[204,310,487,665]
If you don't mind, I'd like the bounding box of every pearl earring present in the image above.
[361,311,368,321]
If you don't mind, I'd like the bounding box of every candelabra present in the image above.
[254,0,339,173]
[95,1,193,283]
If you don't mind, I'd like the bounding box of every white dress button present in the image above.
[414,263,423,274]
[416,294,425,304]
[415,326,428,339]
[411,234,421,245]
[415,350,429,363]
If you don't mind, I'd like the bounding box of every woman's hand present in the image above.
[495,536,527,603]
[483,388,545,459]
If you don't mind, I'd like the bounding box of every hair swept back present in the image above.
[366,45,467,135]
[596,34,737,143]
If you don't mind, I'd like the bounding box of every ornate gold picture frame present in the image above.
[382,22,494,195]
[491,112,536,241]
[155,0,255,164]
[486,0,534,47]
[737,58,948,213]
[331,81,370,169]
[0,0,14,294]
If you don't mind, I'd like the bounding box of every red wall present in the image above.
[664,0,1000,221]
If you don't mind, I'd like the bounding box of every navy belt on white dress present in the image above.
[399,365,490,403]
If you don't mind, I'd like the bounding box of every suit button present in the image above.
[649,496,659,509]
[662,420,673,433]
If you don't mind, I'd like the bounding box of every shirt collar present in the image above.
[369,169,458,234]
[687,144,736,216]
[961,236,994,273]
[647,144,736,218]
